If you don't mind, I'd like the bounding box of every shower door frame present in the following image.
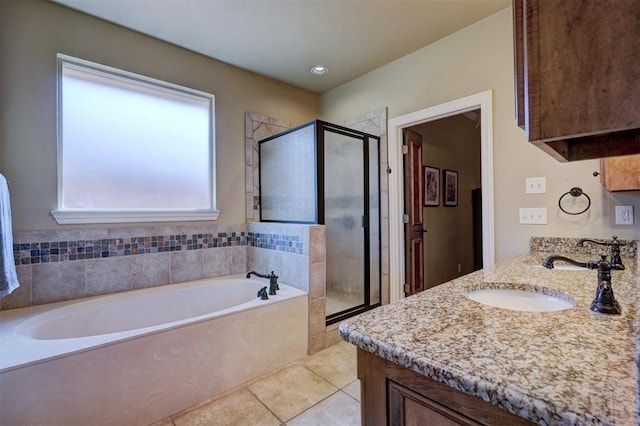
[319,121,381,326]
[257,120,382,326]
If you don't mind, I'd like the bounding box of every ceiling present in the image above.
[52,0,511,94]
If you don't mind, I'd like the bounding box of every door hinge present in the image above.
[402,214,409,223]
[403,283,410,293]
[402,145,409,154]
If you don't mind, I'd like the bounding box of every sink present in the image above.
[466,288,574,312]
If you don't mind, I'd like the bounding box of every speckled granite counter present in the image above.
[339,249,639,425]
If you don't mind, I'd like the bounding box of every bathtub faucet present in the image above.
[257,286,269,300]
[246,270,279,295]
[269,272,279,296]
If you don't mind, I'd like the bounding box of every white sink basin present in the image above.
[467,288,574,312]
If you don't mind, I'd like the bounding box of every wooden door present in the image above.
[404,129,424,296]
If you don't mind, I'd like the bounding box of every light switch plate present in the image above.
[519,207,547,224]
[525,177,546,194]
[615,205,634,225]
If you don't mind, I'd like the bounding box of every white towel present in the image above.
[0,173,19,297]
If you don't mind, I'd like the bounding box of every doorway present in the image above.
[404,112,482,296]
[388,91,495,302]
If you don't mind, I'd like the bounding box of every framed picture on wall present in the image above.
[443,169,458,206]
[423,165,440,206]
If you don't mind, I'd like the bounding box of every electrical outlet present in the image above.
[615,205,634,225]
[519,207,547,224]
[525,177,546,194]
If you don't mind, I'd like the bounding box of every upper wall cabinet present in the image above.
[513,0,640,162]
[599,154,640,192]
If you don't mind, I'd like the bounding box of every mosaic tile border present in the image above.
[13,231,303,265]
[248,232,303,254]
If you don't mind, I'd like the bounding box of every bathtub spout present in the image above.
[246,270,270,279]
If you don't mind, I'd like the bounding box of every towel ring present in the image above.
[558,187,591,215]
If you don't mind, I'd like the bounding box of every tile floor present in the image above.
[154,341,360,426]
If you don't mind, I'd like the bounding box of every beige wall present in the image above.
[319,8,640,261]
[411,114,482,288]
[0,0,318,231]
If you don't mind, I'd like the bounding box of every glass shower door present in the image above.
[324,128,366,318]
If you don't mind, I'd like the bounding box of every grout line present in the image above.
[283,387,342,424]
[155,344,354,424]
[245,386,286,424]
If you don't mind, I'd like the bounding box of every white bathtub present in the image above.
[0,274,308,425]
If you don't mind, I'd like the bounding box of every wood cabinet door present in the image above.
[358,349,537,426]
[524,0,640,142]
[388,381,482,426]
[600,154,640,191]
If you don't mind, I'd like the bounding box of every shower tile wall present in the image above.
[245,112,291,223]
[245,108,390,306]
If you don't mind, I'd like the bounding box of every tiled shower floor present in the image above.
[153,341,360,426]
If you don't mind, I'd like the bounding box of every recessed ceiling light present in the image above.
[310,65,329,76]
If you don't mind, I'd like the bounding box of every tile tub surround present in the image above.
[339,251,640,425]
[2,223,309,310]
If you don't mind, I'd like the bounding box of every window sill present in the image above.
[51,209,220,225]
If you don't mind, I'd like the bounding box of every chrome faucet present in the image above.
[246,270,279,295]
[577,236,626,269]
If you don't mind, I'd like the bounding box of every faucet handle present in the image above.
[610,236,626,247]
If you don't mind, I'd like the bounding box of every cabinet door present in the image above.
[600,154,640,191]
[512,0,525,130]
[388,381,482,426]
[524,0,640,142]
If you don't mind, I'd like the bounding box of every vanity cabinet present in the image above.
[513,0,640,161]
[358,349,535,426]
[599,154,640,192]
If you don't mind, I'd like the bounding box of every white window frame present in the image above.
[51,54,219,224]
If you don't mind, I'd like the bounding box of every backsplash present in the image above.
[530,236,637,257]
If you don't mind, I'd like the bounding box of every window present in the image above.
[51,54,218,224]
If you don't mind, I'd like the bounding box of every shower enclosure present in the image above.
[259,120,381,325]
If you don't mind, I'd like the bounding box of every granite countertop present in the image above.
[339,251,639,425]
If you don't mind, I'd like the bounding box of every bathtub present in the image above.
[0,274,308,425]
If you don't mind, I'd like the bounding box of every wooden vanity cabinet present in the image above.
[358,349,535,426]
[513,0,640,161]
[599,154,640,192]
